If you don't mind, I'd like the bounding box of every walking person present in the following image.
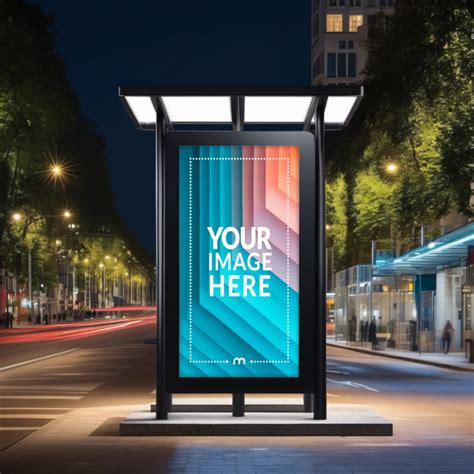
[7,310,13,328]
[442,320,453,354]
[369,318,377,350]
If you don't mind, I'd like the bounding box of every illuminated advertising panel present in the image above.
[179,145,300,378]
[165,132,315,393]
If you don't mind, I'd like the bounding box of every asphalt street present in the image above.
[0,318,472,473]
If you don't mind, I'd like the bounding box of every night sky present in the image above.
[31,0,310,255]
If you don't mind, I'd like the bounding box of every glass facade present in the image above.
[335,265,416,349]
[335,263,474,357]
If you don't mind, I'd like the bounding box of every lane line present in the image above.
[0,349,78,372]
[327,370,350,375]
[0,395,83,400]
[0,427,41,431]
[0,383,99,391]
[0,408,73,411]
[0,414,60,419]
[2,378,61,381]
[327,378,380,392]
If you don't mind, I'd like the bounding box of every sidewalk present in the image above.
[327,337,474,372]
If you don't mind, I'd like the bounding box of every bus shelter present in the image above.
[119,86,363,424]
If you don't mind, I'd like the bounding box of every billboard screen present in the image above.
[179,145,300,378]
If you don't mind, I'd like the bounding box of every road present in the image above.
[0,318,472,473]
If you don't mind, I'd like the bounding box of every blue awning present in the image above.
[374,222,474,275]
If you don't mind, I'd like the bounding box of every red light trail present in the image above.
[0,315,156,345]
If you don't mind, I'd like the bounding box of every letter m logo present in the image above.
[232,357,246,365]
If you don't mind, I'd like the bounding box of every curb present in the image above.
[327,342,474,373]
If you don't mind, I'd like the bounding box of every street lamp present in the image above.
[50,163,63,178]
[46,158,72,186]
[385,162,399,175]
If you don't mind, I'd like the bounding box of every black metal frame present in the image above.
[118,86,362,420]
[163,131,316,395]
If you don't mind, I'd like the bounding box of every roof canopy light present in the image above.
[322,96,358,125]
[120,86,363,130]
[124,96,156,125]
[244,96,313,123]
[161,96,232,123]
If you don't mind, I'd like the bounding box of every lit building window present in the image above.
[349,14,363,32]
[326,14,343,32]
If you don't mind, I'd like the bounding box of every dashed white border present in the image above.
[188,157,292,366]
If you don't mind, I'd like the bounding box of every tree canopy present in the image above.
[0,0,153,288]
[326,0,473,269]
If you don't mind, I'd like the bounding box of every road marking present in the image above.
[327,378,380,392]
[0,395,83,400]
[327,370,350,375]
[2,378,61,381]
[0,407,73,411]
[0,383,99,391]
[51,372,118,376]
[327,393,342,398]
[0,349,78,372]
[0,414,60,419]
[0,427,42,431]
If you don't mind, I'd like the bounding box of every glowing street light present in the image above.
[385,162,399,175]
[12,212,22,222]
[50,163,63,178]
[63,210,71,218]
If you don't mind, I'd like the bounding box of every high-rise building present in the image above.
[311,0,395,85]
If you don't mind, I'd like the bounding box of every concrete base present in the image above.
[120,405,392,436]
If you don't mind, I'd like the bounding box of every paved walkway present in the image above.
[327,338,474,372]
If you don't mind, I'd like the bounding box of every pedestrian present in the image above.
[0,311,6,329]
[349,313,357,342]
[442,320,453,354]
[7,310,13,328]
[369,318,377,350]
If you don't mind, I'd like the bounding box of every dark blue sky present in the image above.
[32,0,311,254]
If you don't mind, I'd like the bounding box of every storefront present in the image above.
[334,265,416,349]
[334,222,474,358]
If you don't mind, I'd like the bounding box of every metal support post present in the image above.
[232,393,245,417]
[231,96,245,417]
[28,249,32,324]
[314,101,327,420]
[155,110,168,420]
[303,393,314,412]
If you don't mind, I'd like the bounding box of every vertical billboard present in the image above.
[179,145,300,378]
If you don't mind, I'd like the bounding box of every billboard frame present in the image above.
[163,131,316,394]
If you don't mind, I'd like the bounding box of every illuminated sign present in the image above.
[179,145,300,378]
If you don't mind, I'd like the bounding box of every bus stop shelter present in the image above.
[117,86,392,436]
